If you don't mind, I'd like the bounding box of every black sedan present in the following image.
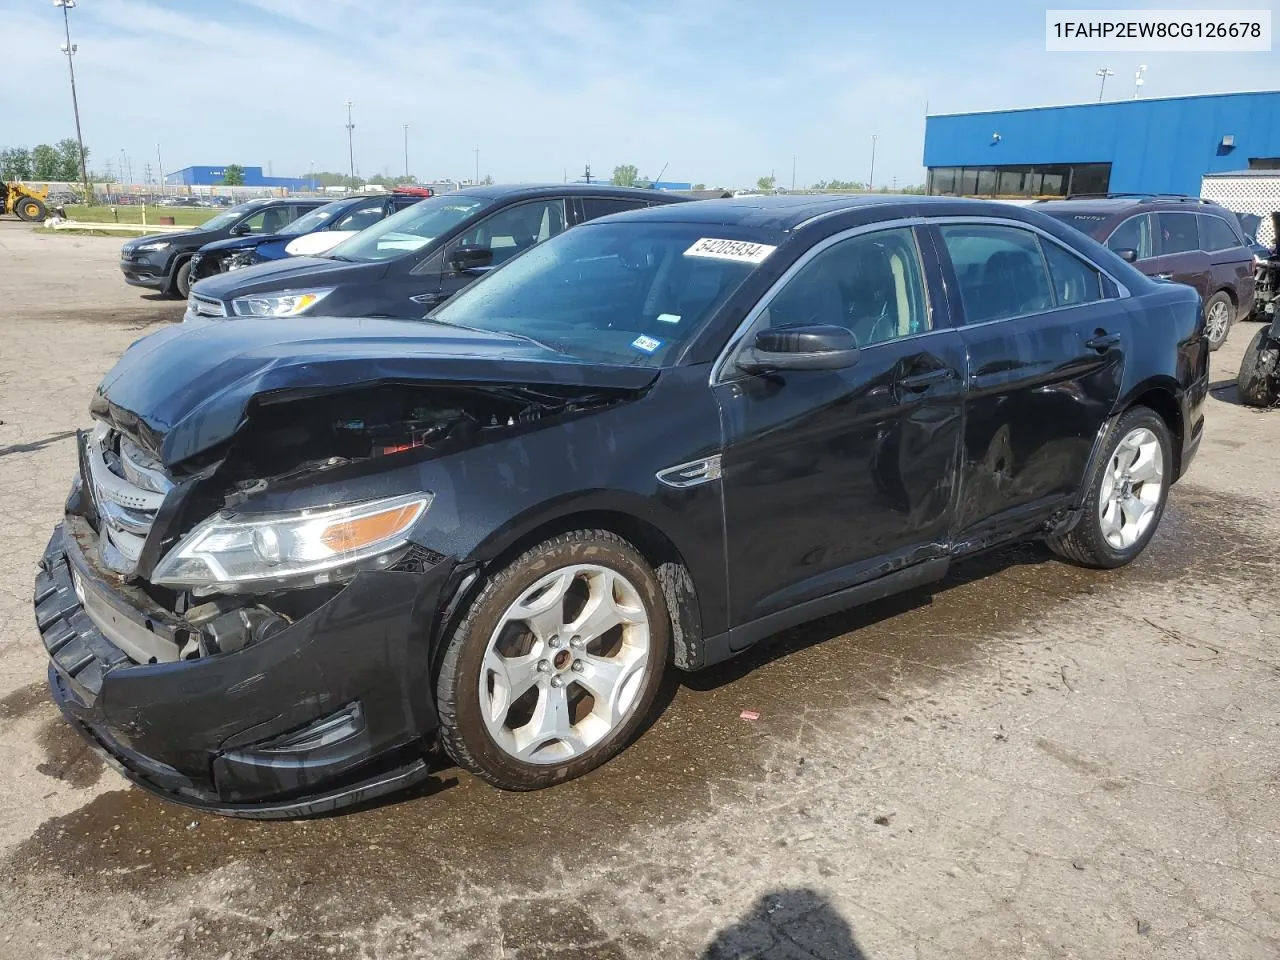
[185,183,689,320]
[119,197,329,299]
[36,195,1207,816]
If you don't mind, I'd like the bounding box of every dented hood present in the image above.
[92,316,659,468]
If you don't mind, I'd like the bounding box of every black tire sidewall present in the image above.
[173,260,192,299]
[1238,327,1278,407]
[437,532,670,790]
[1076,408,1173,568]
[1204,291,1234,350]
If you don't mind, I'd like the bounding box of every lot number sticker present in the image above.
[684,238,777,264]
[631,335,663,354]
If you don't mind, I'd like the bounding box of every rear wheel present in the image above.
[1048,406,1171,569]
[172,259,193,299]
[15,196,48,222]
[1203,291,1234,351]
[437,530,669,790]
[1237,326,1280,407]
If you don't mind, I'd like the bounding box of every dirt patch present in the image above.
[0,682,46,721]
[34,715,104,790]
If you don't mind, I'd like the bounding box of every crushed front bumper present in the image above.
[34,521,455,818]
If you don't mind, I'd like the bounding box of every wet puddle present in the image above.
[5,482,1273,953]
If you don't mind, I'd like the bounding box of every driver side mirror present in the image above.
[230,222,251,236]
[736,325,861,374]
[448,245,494,274]
[1114,247,1139,263]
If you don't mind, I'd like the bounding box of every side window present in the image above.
[1157,212,1200,254]
[1106,214,1153,260]
[939,225,1054,324]
[333,198,387,232]
[758,227,931,346]
[580,198,646,222]
[1041,240,1103,306]
[1200,214,1241,252]
[239,206,288,234]
[453,199,567,266]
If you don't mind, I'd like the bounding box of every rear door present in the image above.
[935,221,1128,545]
[1153,211,1211,298]
[1199,211,1256,305]
[571,196,652,225]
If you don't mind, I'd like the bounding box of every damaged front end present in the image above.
[35,336,650,815]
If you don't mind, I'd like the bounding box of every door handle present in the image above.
[898,368,956,392]
[1085,331,1121,352]
[409,293,445,306]
[1154,273,1173,280]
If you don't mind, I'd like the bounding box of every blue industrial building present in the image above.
[923,90,1280,198]
[164,165,311,191]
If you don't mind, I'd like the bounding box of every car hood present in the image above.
[196,235,269,255]
[285,231,355,257]
[121,229,211,252]
[91,316,660,469]
[190,255,368,299]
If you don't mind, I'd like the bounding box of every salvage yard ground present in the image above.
[0,219,1277,960]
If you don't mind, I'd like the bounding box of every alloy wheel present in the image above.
[1098,426,1163,549]
[478,564,651,764]
[1205,300,1231,345]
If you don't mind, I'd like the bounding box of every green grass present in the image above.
[60,204,215,227]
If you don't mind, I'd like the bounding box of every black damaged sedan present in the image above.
[35,195,1208,817]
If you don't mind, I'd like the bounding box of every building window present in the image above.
[925,162,1111,198]
[1249,157,1280,170]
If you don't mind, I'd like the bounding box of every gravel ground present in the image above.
[0,220,1277,960]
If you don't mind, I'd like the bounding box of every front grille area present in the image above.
[84,424,174,574]
[187,293,228,318]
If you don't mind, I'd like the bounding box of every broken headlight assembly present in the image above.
[231,287,333,317]
[151,492,431,593]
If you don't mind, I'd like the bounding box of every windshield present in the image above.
[197,201,270,233]
[278,201,345,236]
[1041,211,1112,239]
[429,221,768,367]
[329,194,492,262]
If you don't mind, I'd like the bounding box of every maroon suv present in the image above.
[1036,195,1256,350]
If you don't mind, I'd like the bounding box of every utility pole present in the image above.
[1133,64,1147,99]
[1096,67,1115,101]
[474,148,480,184]
[869,135,877,191]
[54,0,91,201]
[583,164,592,184]
[403,124,410,179]
[791,155,796,191]
[156,143,165,197]
[344,100,355,185]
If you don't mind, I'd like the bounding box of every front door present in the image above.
[934,221,1128,545]
[714,225,966,628]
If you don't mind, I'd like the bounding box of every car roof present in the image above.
[1034,196,1226,216]
[596,194,1057,230]
[448,183,689,203]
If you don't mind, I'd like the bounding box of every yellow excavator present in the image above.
[2,182,51,221]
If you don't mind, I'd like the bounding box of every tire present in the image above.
[1202,291,1234,351]
[1048,406,1172,569]
[1237,326,1280,408]
[437,530,669,790]
[15,197,48,222]
[171,259,193,299]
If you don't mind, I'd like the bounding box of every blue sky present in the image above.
[2,0,1276,188]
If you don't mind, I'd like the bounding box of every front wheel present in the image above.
[1203,291,1234,351]
[1237,326,1280,407]
[436,530,669,790]
[1048,406,1172,569]
[171,259,193,299]
[15,196,48,222]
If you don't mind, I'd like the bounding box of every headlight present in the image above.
[136,240,170,253]
[151,493,431,592]
[225,251,254,271]
[232,287,333,317]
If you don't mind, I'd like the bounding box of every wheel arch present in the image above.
[445,496,709,674]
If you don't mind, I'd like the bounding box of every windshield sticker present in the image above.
[684,237,777,264]
[631,335,663,354]
[657,313,681,324]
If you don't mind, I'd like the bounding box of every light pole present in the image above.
[344,100,355,186]
[869,134,877,191]
[791,155,796,191]
[54,0,91,201]
[403,124,410,179]
[474,147,479,185]
[1133,64,1147,99]
[1096,67,1115,101]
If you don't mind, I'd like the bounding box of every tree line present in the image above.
[610,164,922,194]
[0,140,89,182]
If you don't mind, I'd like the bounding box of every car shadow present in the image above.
[1208,376,1246,406]
[0,430,78,459]
[680,541,1051,694]
[702,888,870,959]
